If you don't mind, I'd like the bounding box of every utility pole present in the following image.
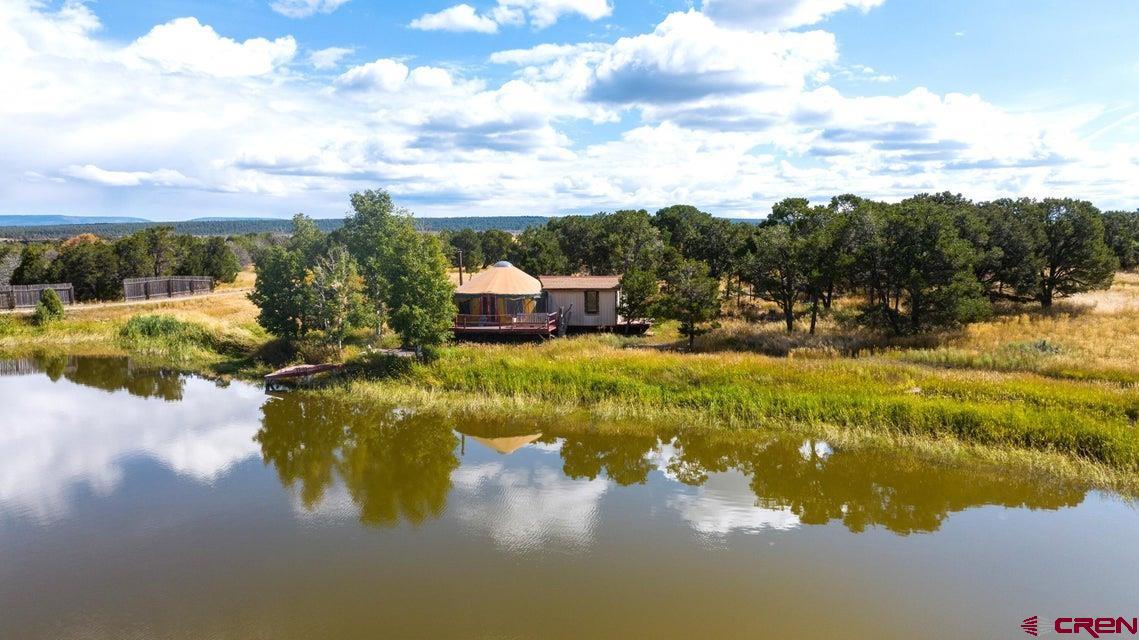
[458,250,464,285]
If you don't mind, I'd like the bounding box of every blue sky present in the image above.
[2,0,1137,220]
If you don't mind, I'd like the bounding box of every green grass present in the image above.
[375,337,1139,470]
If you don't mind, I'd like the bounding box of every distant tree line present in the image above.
[10,228,240,301]
[438,194,1136,344]
[0,215,552,241]
[250,190,454,355]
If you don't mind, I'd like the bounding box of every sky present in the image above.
[2,0,1137,220]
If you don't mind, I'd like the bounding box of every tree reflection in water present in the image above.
[256,394,458,527]
[255,394,1086,534]
[1,355,187,400]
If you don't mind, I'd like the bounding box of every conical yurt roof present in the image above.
[455,261,542,296]
[470,433,543,455]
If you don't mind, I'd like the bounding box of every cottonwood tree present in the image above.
[386,233,455,355]
[340,190,455,353]
[659,259,721,349]
[250,244,309,339]
[1032,198,1118,307]
[307,244,367,350]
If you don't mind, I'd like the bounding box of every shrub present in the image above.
[32,288,65,326]
[119,315,217,362]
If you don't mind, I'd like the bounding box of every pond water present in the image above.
[1,356,1137,639]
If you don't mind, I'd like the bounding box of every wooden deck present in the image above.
[453,312,559,337]
[264,363,344,391]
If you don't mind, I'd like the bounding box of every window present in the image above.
[584,290,600,315]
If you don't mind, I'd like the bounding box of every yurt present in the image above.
[453,261,545,319]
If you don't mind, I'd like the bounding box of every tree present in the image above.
[340,189,455,352]
[448,228,483,276]
[141,227,179,277]
[52,234,120,301]
[658,259,721,349]
[202,237,240,283]
[307,244,367,350]
[594,209,663,275]
[288,212,326,261]
[617,267,659,331]
[11,243,55,285]
[339,190,409,335]
[1032,198,1118,307]
[479,229,513,267]
[175,235,206,276]
[868,197,990,333]
[32,288,65,326]
[971,199,1044,299]
[1102,210,1139,270]
[113,232,156,279]
[744,224,803,332]
[249,245,308,338]
[386,234,455,354]
[508,226,569,275]
[653,205,713,259]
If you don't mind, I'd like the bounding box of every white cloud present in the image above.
[410,4,499,33]
[269,0,351,19]
[489,42,608,66]
[410,0,611,33]
[124,17,296,77]
[703,0,885,30]
[496,0,612,29]
[586,12,837,104]
[63,164,195,187]
[334,58,410,92]
[309,46,353,70]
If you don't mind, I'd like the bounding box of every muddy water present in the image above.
[1,356,1137,639]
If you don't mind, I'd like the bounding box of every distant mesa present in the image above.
[0,215,151,226]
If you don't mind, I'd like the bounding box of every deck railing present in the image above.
[454,312,558,331]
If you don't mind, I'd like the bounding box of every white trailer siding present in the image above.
[546,289,621,327]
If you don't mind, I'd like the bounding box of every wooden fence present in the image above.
[0,283,75,310]
[123,276,214,302]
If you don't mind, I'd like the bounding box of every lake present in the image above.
[2,356,1137,639]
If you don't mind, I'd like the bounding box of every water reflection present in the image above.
[1,355,186,400]
[257,393,1087,536]
[256,395,458,527]
[0,357,262,523]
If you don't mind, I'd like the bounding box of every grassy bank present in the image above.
[3,271,1139,489]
